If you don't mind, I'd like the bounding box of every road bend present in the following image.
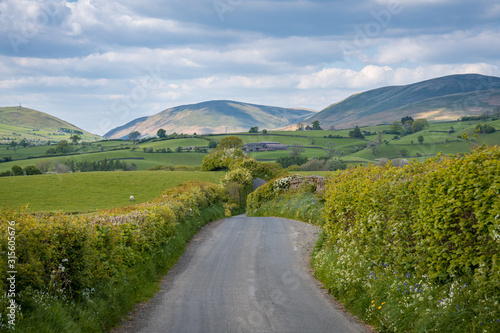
[114,215,368,333]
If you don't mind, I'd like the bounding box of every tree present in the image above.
[157,128,166,138]
[128,131,141,146]
[475,124,496,134]
[349,126,364,139]
[19,139,29,148]
[24,165,42,175]
[417,135,424,144]
[35,160,52,173]
[175,145,183,152]
[46,140,73,155]
[208,139,219,148]
[289,143,305,157]
[312,120,322,130]
[9,141,18,152]
[249,126,259,133]
[325,141,337,159]
[401,116,414,125]
[367,141,379,156]
[389,121,403,135]
[448,126,455,134]
[69,134,81,145]
[297,123,304,131]
[411,119,429,133]
[216,136,244,150]
[262,129,267,134]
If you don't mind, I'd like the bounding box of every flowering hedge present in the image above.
[313,145,500,332]
[0,180,226,330]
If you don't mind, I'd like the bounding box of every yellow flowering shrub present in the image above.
[0,180,225,298]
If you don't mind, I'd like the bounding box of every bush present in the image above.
[475,124,496,134]
[325,158,347,171]
[24,165,42,175]
[232,158,285,180]
[200,148,246,171]
[0,170,12,177]
[276,155,308,168]
[11,165,24,176]
[300,159,326,171]
[52,161,71,173]
[220,167,254,209]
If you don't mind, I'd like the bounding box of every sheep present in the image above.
[129,195,134,202]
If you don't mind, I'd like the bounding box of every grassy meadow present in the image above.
[0,171,225,212]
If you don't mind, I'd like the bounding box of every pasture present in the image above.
[0,151,206,172]
[0,171,225,212]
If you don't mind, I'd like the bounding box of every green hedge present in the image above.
[0,180,226,331]
[313,145,500,332]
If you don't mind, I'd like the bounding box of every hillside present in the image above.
[299,74,500,129]
[0,106,102,143]
[104,100,315,139]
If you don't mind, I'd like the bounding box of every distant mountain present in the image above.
[104,100,316,139]
[0,106,101,142]
[299,74,500,130]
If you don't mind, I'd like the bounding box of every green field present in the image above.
[0,171,225,212]
[0,150,206,172]
[209,134,313,146]
[1,118,500,174]
[138,138,209,150]
[250,148,327,160]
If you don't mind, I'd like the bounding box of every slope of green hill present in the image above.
[0,106,102,144]
[304,74,500,129]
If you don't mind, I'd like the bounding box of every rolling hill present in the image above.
[104,100,316,139]
[297,74,500,129]
[0,106,102,143]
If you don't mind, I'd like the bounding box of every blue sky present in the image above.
[1,0,500,135]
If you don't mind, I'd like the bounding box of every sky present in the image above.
[1,0,500,135]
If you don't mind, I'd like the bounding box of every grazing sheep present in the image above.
[129,195,134,202]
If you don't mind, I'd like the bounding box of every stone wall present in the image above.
[289,175,326,193]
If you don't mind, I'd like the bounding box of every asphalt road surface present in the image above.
[114,215,369,333]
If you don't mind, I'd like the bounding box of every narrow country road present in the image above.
[113,215,369,333]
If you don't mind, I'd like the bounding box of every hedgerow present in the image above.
[314,145,500,332]
[0,180,227,331]
[248,145,500,332]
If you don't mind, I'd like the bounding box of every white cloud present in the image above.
[297,63,500,90]
[297,65,394,89]
[372,29,500,64]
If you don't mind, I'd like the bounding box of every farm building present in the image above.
[244,141,288,152]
